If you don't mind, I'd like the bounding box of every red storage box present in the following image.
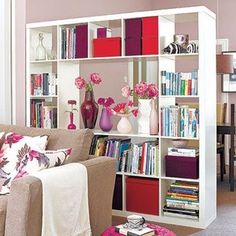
[165,155,199,179]
[142,16,159,37]
[142,37,158,55]
[126,177,159,215]
[93,37,121,57]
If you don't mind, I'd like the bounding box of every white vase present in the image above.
[117,114,132,134]
[137,99,151,134]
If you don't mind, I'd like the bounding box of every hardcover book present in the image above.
[115,224,155,236]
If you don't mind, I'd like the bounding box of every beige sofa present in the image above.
[0,124,116,236]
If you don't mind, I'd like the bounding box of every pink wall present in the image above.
[15,0,236,125]
[26,0,154,23]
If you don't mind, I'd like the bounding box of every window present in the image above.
[0,0,12,124]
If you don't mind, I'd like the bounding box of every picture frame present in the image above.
[221,51,236,93]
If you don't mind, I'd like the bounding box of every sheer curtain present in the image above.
[0,0,12,124]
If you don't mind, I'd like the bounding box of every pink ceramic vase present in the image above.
[117,113,132,134]
[149,99,158,135]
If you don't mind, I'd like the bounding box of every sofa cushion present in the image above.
[21,148,72,173]
[0,124,94,162]
[0,148,72,194]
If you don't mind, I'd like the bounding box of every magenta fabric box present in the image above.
[97,27,107,38]
[125,37,142,56]
[125,18,142,38]
[75,24,88,58]
[165,155,199,179]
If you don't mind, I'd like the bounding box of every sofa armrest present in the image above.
[81,156,116,236]
[5,176,42,236]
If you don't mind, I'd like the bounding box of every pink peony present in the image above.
[75,76,86,90]
[147,84,158,98]
[132,109,139,117]
[113,103,127,114]
[98,97,115,108]
[90,73,102,85]
[121,85,131,98]
[134,81,148,97]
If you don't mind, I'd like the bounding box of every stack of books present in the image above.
[163,181,199,220]
[115,224,155,236]
[167,146,199,157]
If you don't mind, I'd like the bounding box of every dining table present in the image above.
[217,104,236,191]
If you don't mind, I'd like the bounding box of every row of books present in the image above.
[163,181,199,220]
[160,105,199,138]
[89,136,159,176]
[30,73,57,96]
[161,70,198,96]
[61,25,87,59]
[61,27,77,59]
[30,100,57,128]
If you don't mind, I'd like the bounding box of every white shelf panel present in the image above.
[30,95,58,99]
[161,176,200,182]
[121,172,159,179]
[30,59,57,64]
[58,54,159,63]
[94,130,159,138]
[161,136,199,140]
[160,95,199,99]
[159,53,198,60]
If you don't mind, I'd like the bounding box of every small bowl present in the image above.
[172,139,188,148]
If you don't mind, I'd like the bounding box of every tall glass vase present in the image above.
[80,89,98,129]
[99,107,113,132]
[35,33,46,61]
[137,99,151,134]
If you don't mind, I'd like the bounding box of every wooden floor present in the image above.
[112,166,236,236]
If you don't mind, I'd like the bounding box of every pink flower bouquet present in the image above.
[75,73,102,92]
[98,97,115,115]
[112,101,138,117]
[121,81,159,99]
[98,97,115,108]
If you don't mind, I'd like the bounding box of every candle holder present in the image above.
[66,100,78,130]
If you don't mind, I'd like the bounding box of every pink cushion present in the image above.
[101,224,176,236]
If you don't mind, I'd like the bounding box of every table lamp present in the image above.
[216,54,234,74]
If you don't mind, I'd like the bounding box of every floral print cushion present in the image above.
[0,148,72,194]
[0,132,49,194]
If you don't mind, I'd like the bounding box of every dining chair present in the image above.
[217,103,227,181]
[228,104,236,191]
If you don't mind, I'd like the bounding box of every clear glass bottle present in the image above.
[35,33,46,60]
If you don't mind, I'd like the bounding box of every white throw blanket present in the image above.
[31,163,91,236]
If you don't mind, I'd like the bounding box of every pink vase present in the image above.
[99,107,113,132]
[80,89,98,129]
[149,99,158,135]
